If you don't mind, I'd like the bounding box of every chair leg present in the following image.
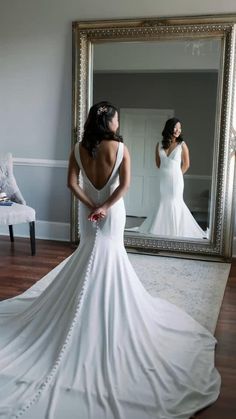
[9,225,14,242]
[29,221,36,256]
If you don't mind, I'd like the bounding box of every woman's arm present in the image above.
[181,142,190,174]
[67,149,95,210]
[155,143,161,168]
[88,145,131,221]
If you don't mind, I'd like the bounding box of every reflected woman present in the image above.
[139,117,208,238]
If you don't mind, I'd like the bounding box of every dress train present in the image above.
[0,142,220,418]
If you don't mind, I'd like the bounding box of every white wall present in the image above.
[0,0,236,245]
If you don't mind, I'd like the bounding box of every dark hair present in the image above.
[81,101,123,157]
[161,117,183,149]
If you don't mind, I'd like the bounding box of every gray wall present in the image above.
[0,0,235,244]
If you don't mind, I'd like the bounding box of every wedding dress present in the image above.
[0,141,220,419]
[139,142,208,238]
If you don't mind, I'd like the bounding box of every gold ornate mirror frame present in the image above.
[71,15,236,260]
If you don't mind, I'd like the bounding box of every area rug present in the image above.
[128,253,231,334]
[8,251,230,335]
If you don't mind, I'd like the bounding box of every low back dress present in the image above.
[0,140,219,419]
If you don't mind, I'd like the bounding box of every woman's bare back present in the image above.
[79,140,120,190]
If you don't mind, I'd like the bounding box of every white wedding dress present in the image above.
[139,142,208,238]
[0,141,220,419]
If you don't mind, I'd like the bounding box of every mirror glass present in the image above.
[92,39,222,242]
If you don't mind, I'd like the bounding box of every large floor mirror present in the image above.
[71,15,236,259]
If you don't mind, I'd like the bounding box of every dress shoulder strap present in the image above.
[107,141,124,182]
[158,142,164,151]
[74,142,82,168]
[158,142,164,154]
[116,142,124,169]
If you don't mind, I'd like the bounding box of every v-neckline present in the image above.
[79,142,120,192]
[163,143,179,158]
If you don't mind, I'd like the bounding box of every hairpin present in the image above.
[97,106,108,115]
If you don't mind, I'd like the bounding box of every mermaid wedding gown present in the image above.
[0,141,220,419]
[139,142,208,238]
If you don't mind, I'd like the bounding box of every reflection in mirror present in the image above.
[93,39,222,241]
[136,118,209,239]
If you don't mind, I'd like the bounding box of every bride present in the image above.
[139,118,208,239]
[0,102,220,418]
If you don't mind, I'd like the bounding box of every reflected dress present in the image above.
[0,141,220,418]
[139,142,207,238]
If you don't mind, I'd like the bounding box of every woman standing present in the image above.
[0,105,219,418]
[140,117,208,238]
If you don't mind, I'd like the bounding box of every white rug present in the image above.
[128,253,231,334]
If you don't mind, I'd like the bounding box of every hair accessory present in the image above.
[97,106,108,115]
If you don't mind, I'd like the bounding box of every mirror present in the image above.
[72,16,236,259]
[93,39,221,242]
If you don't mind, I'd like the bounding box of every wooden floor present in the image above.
[0,236,235,418]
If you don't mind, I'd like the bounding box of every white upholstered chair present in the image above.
[0,153,36,255]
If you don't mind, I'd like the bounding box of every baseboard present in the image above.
[0,220,70,242]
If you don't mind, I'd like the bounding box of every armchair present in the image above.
[0,153,36,255]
